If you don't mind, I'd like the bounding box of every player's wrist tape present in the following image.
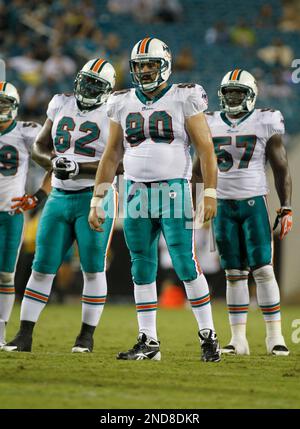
[34,189,48,203]
[204,188,217,199]
[51,156,59,166]
[90,196,104,208]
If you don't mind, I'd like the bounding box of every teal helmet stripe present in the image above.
[144,37,153,53]
[228,69,243,81]
[236,69,243,80]
[88,59,108,74]
[136,39,143,53]
[136,37,154,54]
[90,59,100,70]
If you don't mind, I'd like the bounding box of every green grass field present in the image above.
[0,302,299,409]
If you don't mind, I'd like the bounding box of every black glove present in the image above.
[52,157,80,180]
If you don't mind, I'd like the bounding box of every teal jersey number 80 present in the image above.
[126,111,174,146]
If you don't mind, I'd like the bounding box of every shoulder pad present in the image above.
[113,89,131,96]
[177,83,197,89]
[258,108,283,123]
[22,121,40,128]
[260,108,276,113]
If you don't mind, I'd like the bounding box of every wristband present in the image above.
[90,196,104,208]
[34,189,48,203]
[204,188,217,199]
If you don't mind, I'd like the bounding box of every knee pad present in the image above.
[132,260,157,285]
[169,254,198,282]
[31,270,55,282]
[252,265,275,284]
[0,272,14,285]
[83,272,100,281]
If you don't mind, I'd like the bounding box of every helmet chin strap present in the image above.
[76,99,100,112]
[223,95,250,115]
[137,71,161,92]
[227,105,243,114]
[132,61,166,93]
[0,110,16,122]
[75,90,109,110]
[139,81,159,93]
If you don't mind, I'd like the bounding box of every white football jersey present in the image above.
[206,109,285,199]
[0,120,41,211]
[107,83,208,182]
[47,94,109,190]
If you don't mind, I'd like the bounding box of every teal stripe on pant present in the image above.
[0,211,24,272]
[33,187,116,274]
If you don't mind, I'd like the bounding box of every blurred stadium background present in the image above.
[1,0,299,305]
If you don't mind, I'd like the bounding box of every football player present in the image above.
[89,37,221,362]
[0,81,48,348]
[4,59,117,353]
[193,69,292,355]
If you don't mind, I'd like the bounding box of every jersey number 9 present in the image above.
[0,145,18,176]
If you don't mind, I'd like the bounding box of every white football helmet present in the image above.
[130,37,172,92]
[218,69,258,115]
[74,58,116,108]
[0,81,20,122]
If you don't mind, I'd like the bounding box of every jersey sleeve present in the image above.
[22,122,42,151]
[182,84,208,117]
[46,94,61,121]
[268,110,285,137]
[106,92,123,124]
[261,109,285,139]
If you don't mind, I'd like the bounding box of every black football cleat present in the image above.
[271,345,290,356]
[3,332,32,352]
[72,334,94,353]
[198,329,221,362]
[117,333,161,360]
[266,336,289,356]
[221,344,236,355]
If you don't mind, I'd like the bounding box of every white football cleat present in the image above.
[266,336,289,356]
[221,338,250,355]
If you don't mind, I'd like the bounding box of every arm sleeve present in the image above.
[183,84,208,117]
[23,123,42,151]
